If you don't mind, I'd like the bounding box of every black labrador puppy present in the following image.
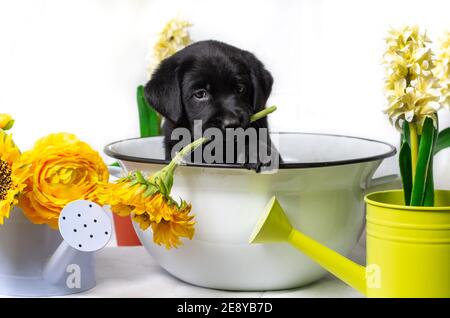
[144,40,275,171]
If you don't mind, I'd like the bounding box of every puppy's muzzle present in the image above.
[220,116,241,131]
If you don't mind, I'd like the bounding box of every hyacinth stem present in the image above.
[250,105,277,123]
[409,122,419,181]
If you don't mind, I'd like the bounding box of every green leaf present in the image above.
[137,85,160,137]
[435,127,450,155]
[402,120,410,146]
[423,158,434,206]
[424,119,440,206]
[134,170,147,184]
[399,141,412,205]
[157,177,168,196]
[109,161,120,167]
[410,117,436,206]
[164,172,174,192]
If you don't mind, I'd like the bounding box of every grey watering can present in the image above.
[0,200,111,296]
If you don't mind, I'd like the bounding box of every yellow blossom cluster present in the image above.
[384,26,441,129]
[147,18,192,78]
[435,32,450,109]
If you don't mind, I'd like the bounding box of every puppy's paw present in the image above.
[241,161,263,173]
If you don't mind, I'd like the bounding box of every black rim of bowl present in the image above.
[104,132,397,170]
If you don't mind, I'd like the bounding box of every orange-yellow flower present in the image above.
[104,174,196,249]
[105,138,205,249]
[19,133,108,229]
[131,194,195,249]
[150,202,194,249]
[0,131,30,223]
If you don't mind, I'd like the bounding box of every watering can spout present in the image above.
[249,197,367,295]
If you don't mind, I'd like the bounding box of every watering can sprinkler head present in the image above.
[57,200,112,252]
[43,200,112,285]
[250,196,368,296]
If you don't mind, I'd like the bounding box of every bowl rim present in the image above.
[104,131,397,170]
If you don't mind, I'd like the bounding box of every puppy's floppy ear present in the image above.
[249,58,273,112]
[144,57,184,124]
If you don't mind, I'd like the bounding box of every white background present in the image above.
[1,0,449,187]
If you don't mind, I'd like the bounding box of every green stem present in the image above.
[409,122,419,182]
[148,137,208,196]
[169,137,208,170]
[167,105,276,168]
[250,105,277,123]
[155,106,275,173]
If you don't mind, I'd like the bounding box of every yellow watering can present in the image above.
[249,190,450,298]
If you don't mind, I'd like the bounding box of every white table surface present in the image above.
[63,243,365,298]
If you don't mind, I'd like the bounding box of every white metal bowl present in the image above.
[105,132,396,290]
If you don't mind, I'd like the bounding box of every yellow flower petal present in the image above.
[0,130,29,223]
[18,133,108,228]
[108,171,196,249]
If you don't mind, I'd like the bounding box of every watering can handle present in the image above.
[366,174,401,194]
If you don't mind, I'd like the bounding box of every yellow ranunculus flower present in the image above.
[147,18,192,78]
[435,31,450,109]
[0,131,30,224]
[19,133,109,229]
[0,114,14,131]
[383,26,441,129]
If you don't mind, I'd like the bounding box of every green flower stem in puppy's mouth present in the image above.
[250,105,277,123]
[170,107,275,166]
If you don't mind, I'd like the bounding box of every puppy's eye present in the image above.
[193,89,208,100]
[237,84,246,94]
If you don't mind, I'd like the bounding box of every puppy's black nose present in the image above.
[221,117,240,130]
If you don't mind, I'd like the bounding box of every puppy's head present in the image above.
[144,40,273,132]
